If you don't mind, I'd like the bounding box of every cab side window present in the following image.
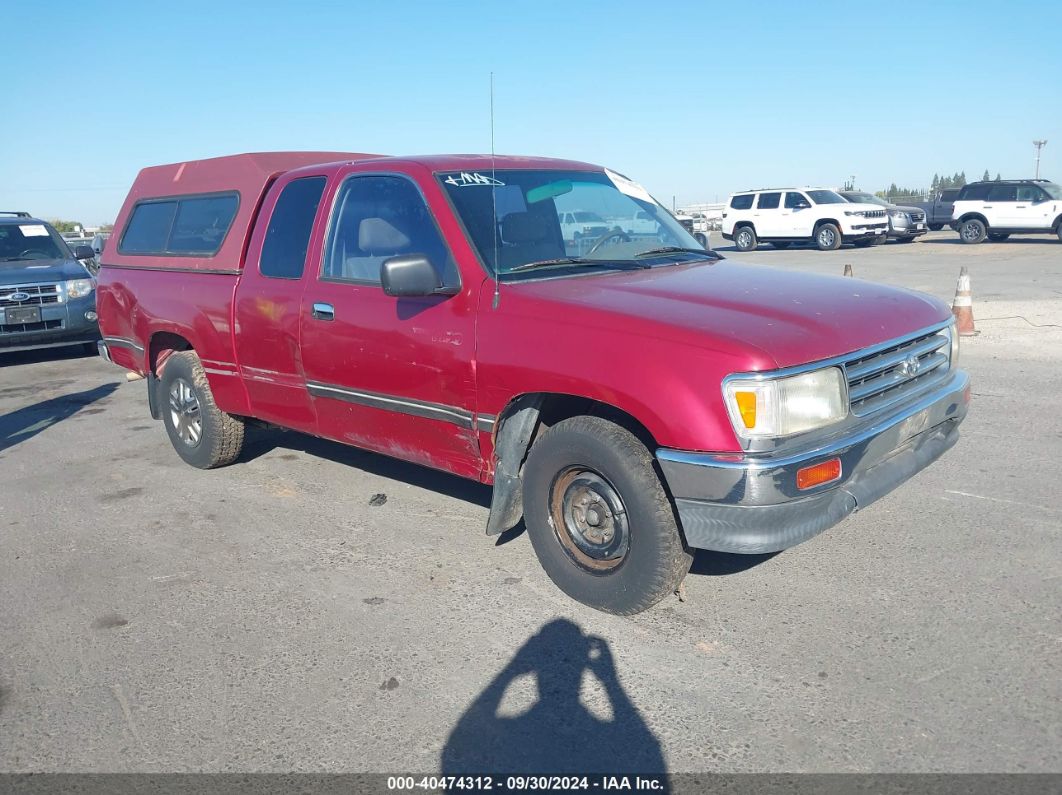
[323,176,457,287]
[260,177,327,279]
[757,192,781,210]
[784,192,807,209]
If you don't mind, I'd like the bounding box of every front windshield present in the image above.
[0,221,68,261]
[844,193,888,206]
[1042,183,1062,200]
[439,169,705,276]
[806,190,847,205]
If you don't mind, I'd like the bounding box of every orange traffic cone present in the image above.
[952,266,976,336]
[843,263,853,277]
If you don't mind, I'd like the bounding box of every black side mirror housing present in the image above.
[74,244,95,260]
[381,254,452,297]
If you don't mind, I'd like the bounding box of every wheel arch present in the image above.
[484,391,661,537]
[957,212,989,226]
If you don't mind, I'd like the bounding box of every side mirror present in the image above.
[381,254,447,297]
[74,244,95,260]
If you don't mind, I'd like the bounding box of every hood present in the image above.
[0,258,91,285]
[893,205,923,214]
[514,260,950,370]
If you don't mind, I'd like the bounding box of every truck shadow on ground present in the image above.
[0,382,118,454]
[241,426,494,509]
[440,618,669,786]
[919,237,1054,246]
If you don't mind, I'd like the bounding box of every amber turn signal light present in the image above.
[796,458,842,490]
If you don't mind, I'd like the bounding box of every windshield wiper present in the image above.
[506,257,648,274]
[633,246,722,260]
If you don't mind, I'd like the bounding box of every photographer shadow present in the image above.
[441,619,667,782]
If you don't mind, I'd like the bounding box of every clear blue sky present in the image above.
[3,0,1059,224]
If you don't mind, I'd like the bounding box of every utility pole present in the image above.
[1033,140,1047,179]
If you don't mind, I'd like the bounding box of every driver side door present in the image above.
[781,191,813,236]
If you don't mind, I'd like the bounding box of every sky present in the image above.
[2,0,1060,224]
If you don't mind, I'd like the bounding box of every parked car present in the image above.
[97,152,969,615]
[951,179,1062,244]
[916,188,960,231]
[91,232,111,257]
[839,191,927,243]
[558,210,611,242]
[0,212,100,355]
[721,188,888,251]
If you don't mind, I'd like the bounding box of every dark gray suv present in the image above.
[839,192,927,243]
[0,212,100,355]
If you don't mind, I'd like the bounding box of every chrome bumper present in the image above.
[657,369,970,554]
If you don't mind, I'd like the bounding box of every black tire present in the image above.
[82,342,98,355]
[852,238,875,248]
[958,218,986,244]
[733,225,757,252]
[987,232,1010,242]
[1057,224,1062,243]
[522,416,693,615]
[929,224,944,232]
[693,232,708,248]
[772,241,790,249]
[815,222,842,251]
[159,350,245,469]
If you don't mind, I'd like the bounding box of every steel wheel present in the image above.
[168,377,203,447]
[548,466,630,572]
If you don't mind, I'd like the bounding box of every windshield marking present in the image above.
[604,169,654,203]
[442,172,505,187]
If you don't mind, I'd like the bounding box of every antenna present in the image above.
[490,72,501,310]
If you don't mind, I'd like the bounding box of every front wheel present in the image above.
[159,350,245,469]
[929,224,944,232]
[522,416,693,615]
[815,223,842,251]
[733,226,758,252]
[958,218,987,244]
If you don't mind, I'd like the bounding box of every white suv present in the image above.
[951,179,1062,244]
[721,187,888,251]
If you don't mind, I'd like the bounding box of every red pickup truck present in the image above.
[97,152,970,614]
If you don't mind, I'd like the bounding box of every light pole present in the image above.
[1033,140,1047,179]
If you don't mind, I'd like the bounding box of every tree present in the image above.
[48,219,83,234]
[995,173,1001,181]
[982,169,991,181]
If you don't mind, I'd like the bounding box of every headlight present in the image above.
[843,210,863,217]
[724,367,848,439]
[62,279,95,299]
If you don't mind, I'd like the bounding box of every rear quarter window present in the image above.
[730,194,754,210]
[118,192,239,256]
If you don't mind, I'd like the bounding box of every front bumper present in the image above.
[0,295,99,353]
[656,369,970,554]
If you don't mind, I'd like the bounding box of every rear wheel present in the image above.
[815,223,842,251]
[734,226,757,252]
[929,224,944,232]
[159,350,245,469]
[958,218,986,244]
[522,416,693,615]
[987,232,1010,242]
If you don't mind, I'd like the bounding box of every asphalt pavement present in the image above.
[1,231,1059,775]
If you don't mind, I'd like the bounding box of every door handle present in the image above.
[312,302,335,321]
[1015,205,1027,208]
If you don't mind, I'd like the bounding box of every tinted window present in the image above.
[959,184,991,201]
[168,195,240,253]
[120,201,177,254]
[259,177,327,279]
[1016,185,1045,202]
[119,193,238,255]
[940,189,960,201]
[730,194,754,210]
[324,176,456,286]
[806,190,846,204]
[987,185,1017,202]
[784,192,808,209]
[757,192,781,209]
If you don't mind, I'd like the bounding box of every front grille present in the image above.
[909,211,926,222]
[862,209,887,219]
[844,326,952,416]
[0,283,61,307]
[0,319,63,335]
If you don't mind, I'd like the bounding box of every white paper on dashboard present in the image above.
[604,169,655,204]
[19,225,50,237]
